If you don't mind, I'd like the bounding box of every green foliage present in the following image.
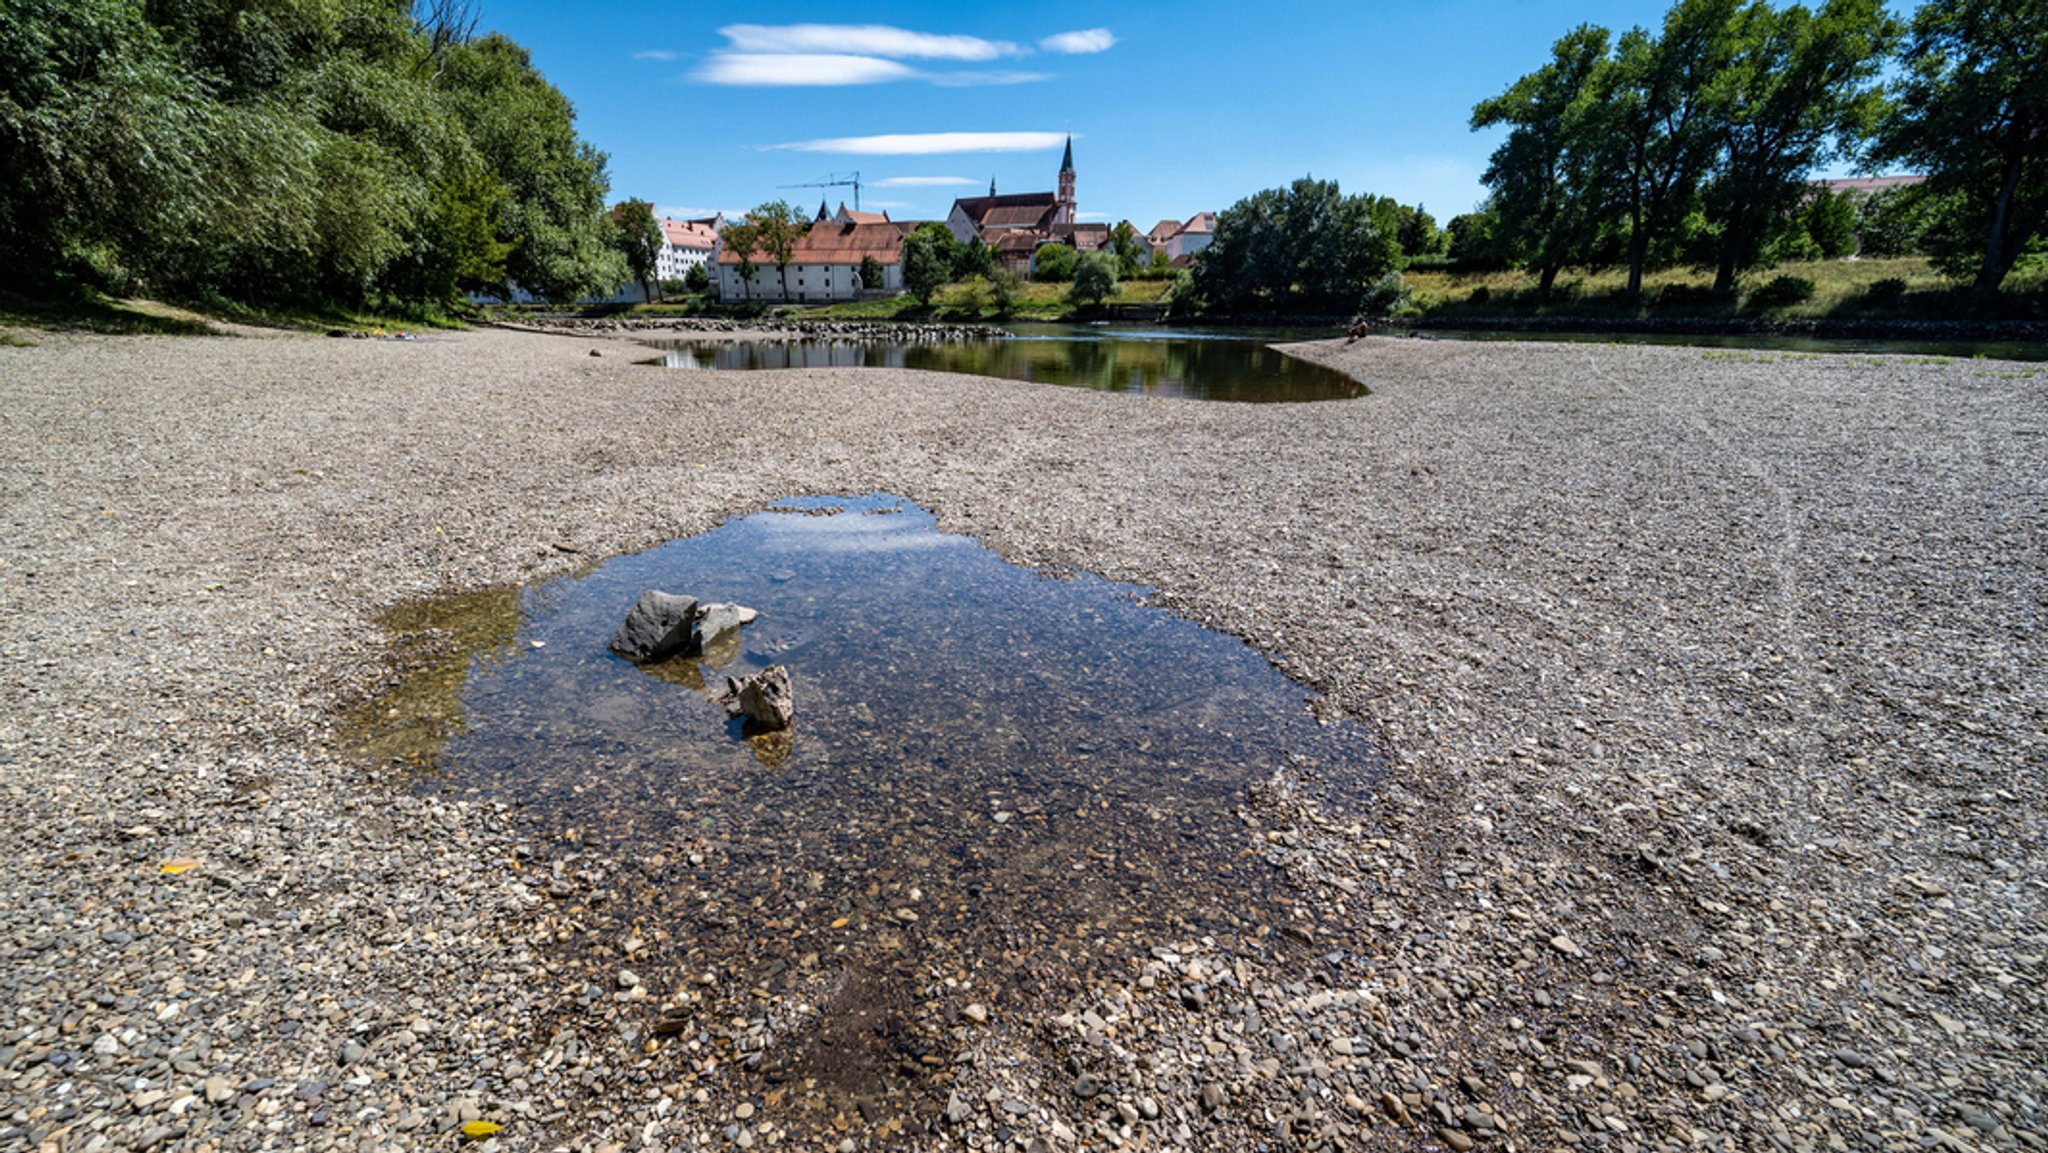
[858,254,885,292]
[1797,189,1859,259]
[1747,273,1817,307]
[1874,0,2048,293]
[953,235,995,281]
[1698,0,1897,291]
[1445,210,1502,267]
[1854,185,1931,257]
[1191,176,1403,313]
[722,220,759,299]
[1474,0,1900,298]
[1068,252,1121,308]
[744,200,806,298]
[1396,204,1444,258]
[1032,244,1078,282]
[1110,221,1145,277]
[901,226,952,303]
[611,198,662,299]
[0,3,621,310]
[988,267,1022,315]
[684,262,711,294]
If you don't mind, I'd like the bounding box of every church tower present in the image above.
[1056,134,1076,225]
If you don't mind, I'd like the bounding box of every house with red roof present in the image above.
[715,220,905,302]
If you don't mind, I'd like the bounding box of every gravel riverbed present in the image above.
[1,326,2041,1153]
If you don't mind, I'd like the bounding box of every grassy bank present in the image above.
[1403,256,2047,323]
[0,287,471,343]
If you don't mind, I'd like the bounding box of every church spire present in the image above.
[1056,135,1076,224]
[990,174,997,197]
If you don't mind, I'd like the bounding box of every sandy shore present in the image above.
[1,325,2041,1152]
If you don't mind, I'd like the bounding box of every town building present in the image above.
[944,136,1085,272]
[657,216,721,284]
[715,220,904,303]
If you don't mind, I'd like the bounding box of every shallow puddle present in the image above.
[344,495,1379,1139]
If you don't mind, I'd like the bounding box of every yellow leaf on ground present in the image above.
[159,857,201,875]
[461,1120,503,1139]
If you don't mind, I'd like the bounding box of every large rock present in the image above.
[725,665,794,732]
[609,591,698,663]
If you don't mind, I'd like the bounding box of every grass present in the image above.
[0,285,473,340]
[1404,256,2046,322]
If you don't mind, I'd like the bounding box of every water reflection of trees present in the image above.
[657,334,1363,401]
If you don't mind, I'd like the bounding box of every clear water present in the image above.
[345,495,1380,1137]
[640,324,1367,402]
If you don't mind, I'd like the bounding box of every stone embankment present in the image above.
[504,315,1007,343]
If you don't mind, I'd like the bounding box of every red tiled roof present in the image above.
[717,221,904,266]
[1180,212,1217,234]
[1809,175,1923,196]
[1147,220,1180,244]
[663,219,718,250]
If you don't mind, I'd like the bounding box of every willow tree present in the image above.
[1701,0,1896,294]
[1875,0,2048,296]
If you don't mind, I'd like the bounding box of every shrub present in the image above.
[1861,277,1908,310]
[683,264,711,293]
[1357,271,1411,317]
[1654,283,1724,311]
[1748,275,1817,310]
[1467,286,1491,304]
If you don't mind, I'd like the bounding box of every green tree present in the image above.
[1192,177,1402,313]
[1593,0,1739,296]
[953,235,995,280]
[611,198,662,300]
[1110,221,1145,276]
[1472,24,1614,294]
[988,267,1022,315]
[902,224,952,303]
[1069,251,1120,308]
[743,200,806,299]
[1854,185,1931,257]
[1873,0,2048,295]
[1700,0,1896,293]
[1445,209,1502,266]
[683,261,710,294]
[1031,243,1078,282]
[858,254,885,292]
[722,220,759,300]
[439,33,624,302]
[1796,188,1859,258]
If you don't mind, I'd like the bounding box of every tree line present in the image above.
[0,0,625,311]
[1190,0,2042,316]
[1461,0,2043,300]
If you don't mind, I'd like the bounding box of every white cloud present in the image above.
[768,132,1070,156]
[1040,28,1116,54]
[696,54,918,86]
[720,24,1023,60]
[633,49,679,61]
[870,176,980,187]
[929,70,1049,87]
[654,204,742,221]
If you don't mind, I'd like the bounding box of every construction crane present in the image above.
[778,171,863,213]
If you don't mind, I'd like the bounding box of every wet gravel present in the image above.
[1,326,2042,1152]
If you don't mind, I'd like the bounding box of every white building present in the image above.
[658,216,721,283]
[716,220,905,303]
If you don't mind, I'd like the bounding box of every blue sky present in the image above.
[470,1,1879,231]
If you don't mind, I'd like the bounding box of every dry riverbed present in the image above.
[0,326,2041,1153]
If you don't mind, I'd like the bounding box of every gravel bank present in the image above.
[1,326,2042,1152]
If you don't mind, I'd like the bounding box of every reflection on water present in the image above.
[642,325,1366,402]
[345,494,1380,1142]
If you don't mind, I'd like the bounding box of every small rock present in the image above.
[1199,1083,1224,1113]
[203,1077,233,1104]
[963,1003,989,1025]
[725,665,794,732]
